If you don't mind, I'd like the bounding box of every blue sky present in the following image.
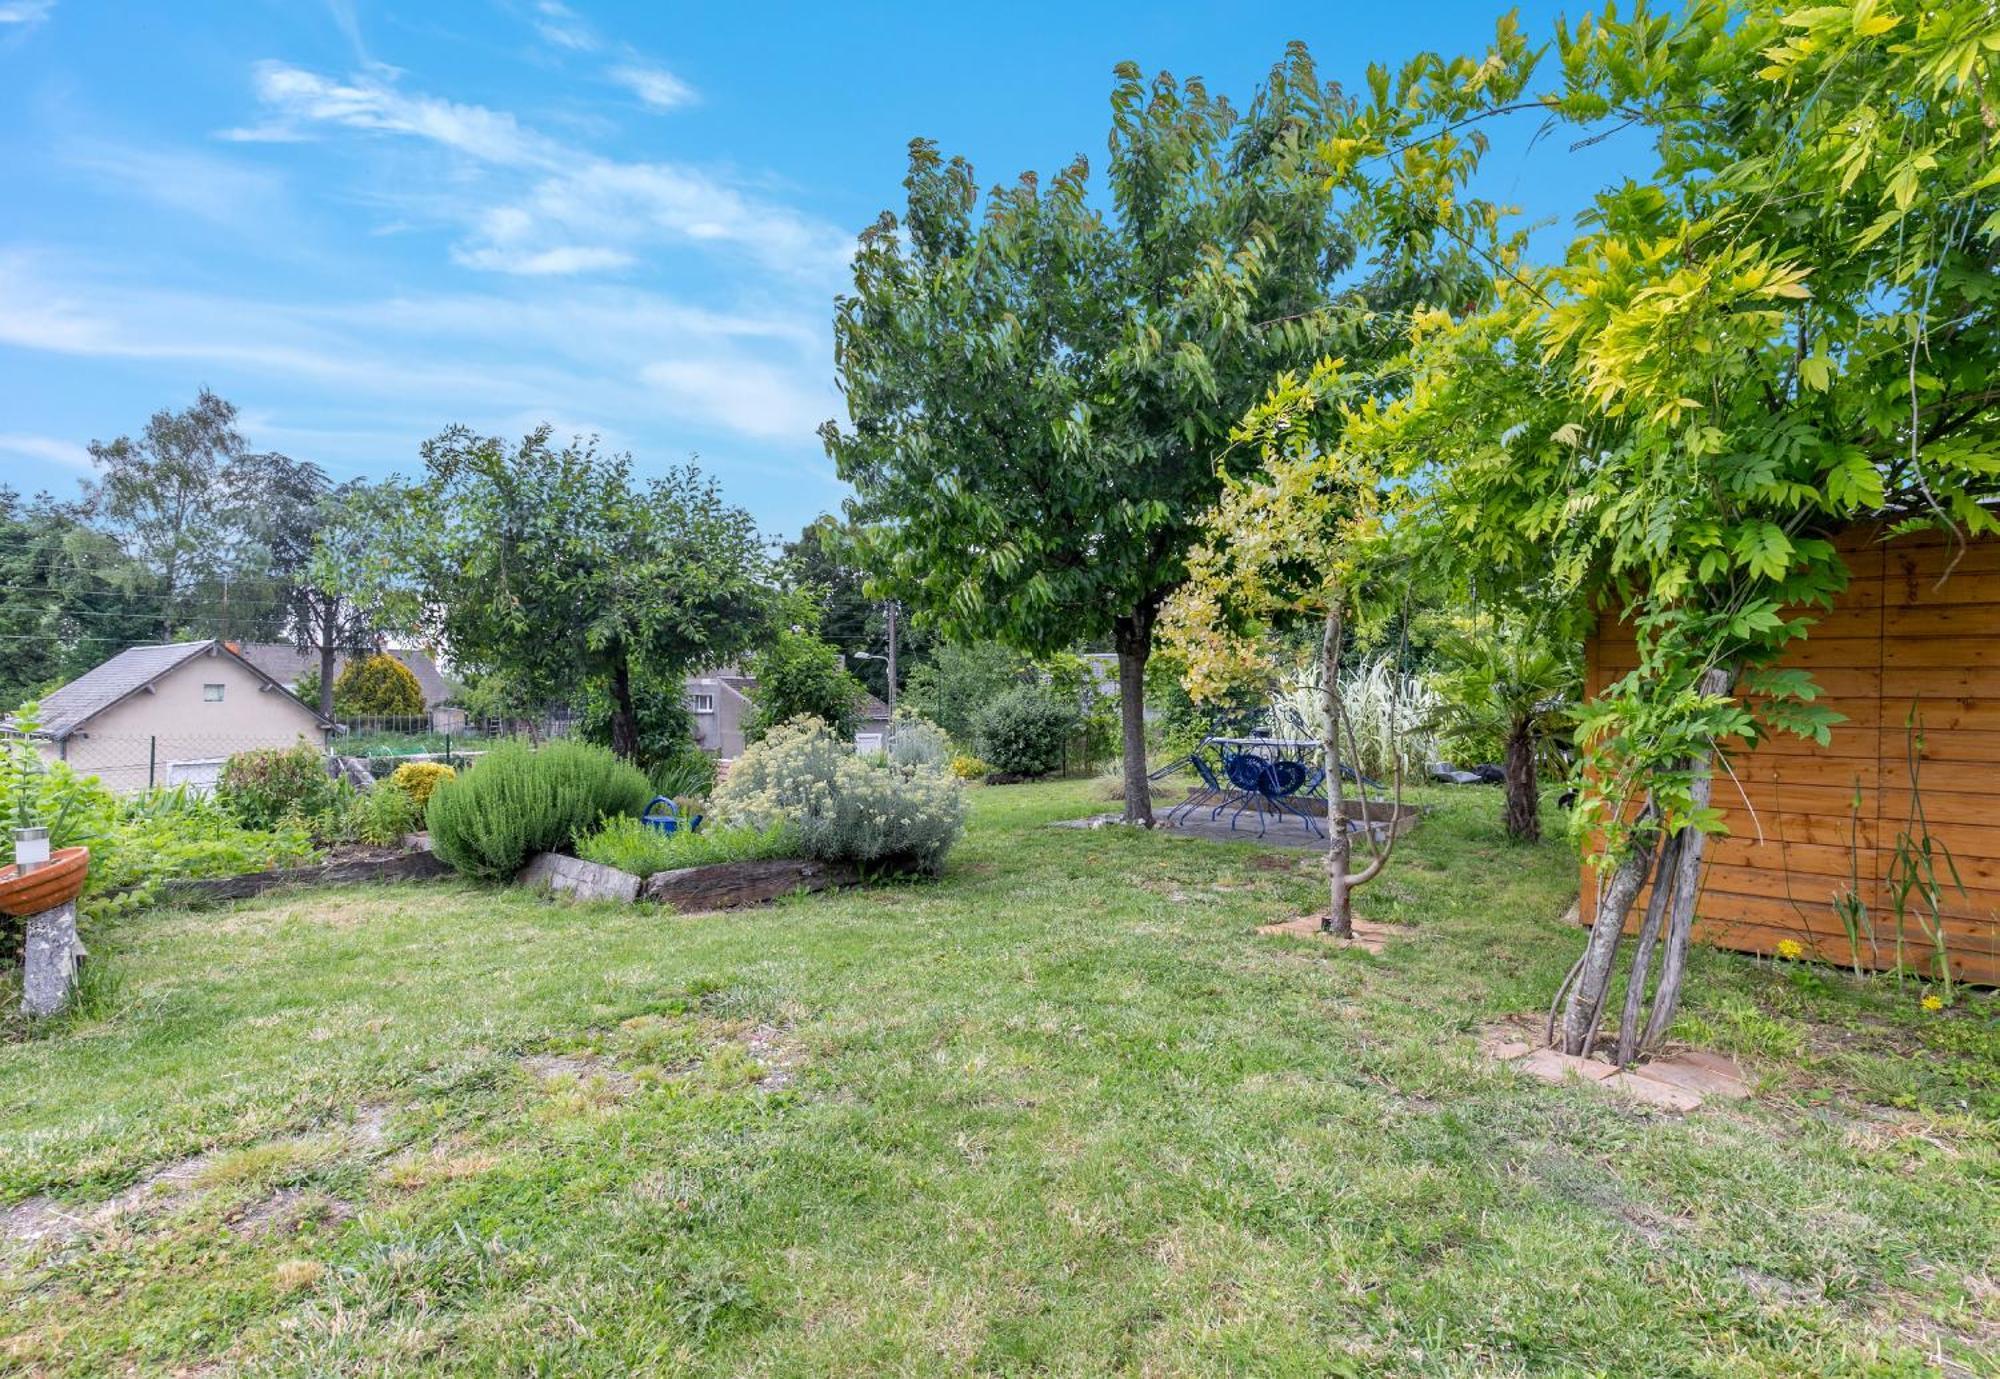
[0,1,1638,540]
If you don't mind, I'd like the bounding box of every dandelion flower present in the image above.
[1921,994,1944,1013]
[1776,939,1804,961]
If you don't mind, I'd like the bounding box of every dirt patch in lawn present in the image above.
[2,1105,397,1255]
[1256,914,1415,954]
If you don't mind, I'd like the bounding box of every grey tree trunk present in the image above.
[1614,831,1680,1064]
[318,629,338,720]
[1319,603,1352,938]
[1558,802,1659,1055]
[1113,611,1156,827]
[1640,738,1724,1050]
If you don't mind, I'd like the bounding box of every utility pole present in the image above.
[884,600,898,725]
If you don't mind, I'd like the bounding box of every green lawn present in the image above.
[3,781,1994,1376]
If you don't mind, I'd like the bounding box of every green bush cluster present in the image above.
[425,739,650,879]
[710,717,965,875]
[85,789,317,919]
[217,742,346,831]
[884,715,952,771]
[574,814,797,877]
[973,687,1079,779]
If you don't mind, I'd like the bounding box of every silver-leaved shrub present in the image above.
[711,716,965,874]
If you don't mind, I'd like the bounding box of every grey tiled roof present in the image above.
[35,642,215,737]
[27,640,335,739]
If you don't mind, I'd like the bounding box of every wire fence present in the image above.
[327,712,577,774]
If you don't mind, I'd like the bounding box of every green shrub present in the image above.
[575,814,797,877]
[389,760,456,808]
[710,717,965,875]
[425,739,650,880]
[84,789,317,921]
[2,723,114,848]
[217,742,343,830]
[949,753,991,781]
[648,746,716,801]
[885,714,952,771]
[333,654,426,716]
[355,782,420,845]
[973,687,1078,779]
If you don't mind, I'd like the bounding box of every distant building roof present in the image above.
[230,643,451,709]
[28,640,334,739]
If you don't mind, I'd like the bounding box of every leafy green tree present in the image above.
[899,641,1030,742]
[1331,0,2000,1059]
[777,517,924,701]
[84,390,269,641]
[304,479,428,718]
[825,46,1368,824]
[413,427,772,762]
[744,606,869,742]
[0,488,159,707]
[1424,621,1579,843]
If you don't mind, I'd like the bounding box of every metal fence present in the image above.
[29,732,332,797]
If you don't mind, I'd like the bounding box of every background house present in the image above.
[19,641,333,794]
[686,669,757,759]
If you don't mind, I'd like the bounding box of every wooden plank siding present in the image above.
[1581,525,2000,985]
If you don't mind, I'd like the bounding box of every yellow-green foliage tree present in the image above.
[1162,360,1410,938]
[333,654,425,717]
[1325,0,2000,1061]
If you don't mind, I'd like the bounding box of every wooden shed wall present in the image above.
[1582,525,2000,985]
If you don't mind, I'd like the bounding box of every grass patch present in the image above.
[1,781,1993,1376]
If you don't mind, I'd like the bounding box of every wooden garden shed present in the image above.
[1583,523,2000,986]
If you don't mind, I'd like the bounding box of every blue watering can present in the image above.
[639,796,702,835]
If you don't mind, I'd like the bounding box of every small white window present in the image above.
[688,692,715,714]
[203,683,225,703]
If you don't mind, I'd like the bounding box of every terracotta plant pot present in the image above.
[0,846,90,917]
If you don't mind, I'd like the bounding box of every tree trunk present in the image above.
[1614,830,1681,1065]
[1640,746,1722,1050]
[1113,610,1156,827]
[317,608,338,721]
[1502,722,1539,842]
[1558,802,1659,1055]
[609,655,642,763]
[1319,603,1353,938]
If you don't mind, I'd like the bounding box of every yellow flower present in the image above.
[1775,939,1804,961]
[1921,994,1944,1013]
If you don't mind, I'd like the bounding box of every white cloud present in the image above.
[449,243,634,275]
[249,62,566,168]
[641,356,833,442]
[608,63,697,111]
[62,140,288,231]
[533,0,598,52]
[463,161,851,279]
[0,253,836,450]
[239,62,850,281]
[0,1,53,25]
[0,433,91,474]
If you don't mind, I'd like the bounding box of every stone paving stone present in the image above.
[1604,1071,1705,1112]
[1515,1048,1620,1084]
[1632,1053,1751,1100]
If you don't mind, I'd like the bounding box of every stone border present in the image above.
[516,852,861,913]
